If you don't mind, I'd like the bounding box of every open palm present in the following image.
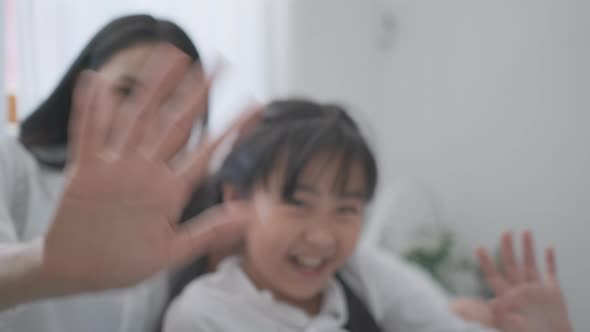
[41,46,258,293]
[477,231,573,332]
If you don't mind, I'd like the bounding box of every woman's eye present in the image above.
[115,85,133,97]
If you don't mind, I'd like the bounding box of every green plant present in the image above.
[402,227,484,295]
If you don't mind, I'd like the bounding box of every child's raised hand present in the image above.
[477,231,573,332]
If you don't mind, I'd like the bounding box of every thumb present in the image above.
[168,203,251,268]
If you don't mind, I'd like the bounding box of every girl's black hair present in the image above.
[18,14,203,168]
[218,99,378,201]
[171,99,378,299]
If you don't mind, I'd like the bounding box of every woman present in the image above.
[0,14,253,332]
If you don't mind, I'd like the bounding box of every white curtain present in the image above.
[1,1,6,132]
[9,0,275,134]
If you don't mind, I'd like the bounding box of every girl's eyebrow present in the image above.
[339,191,366,200]
[295,184,319,196]
[296,184,366,200]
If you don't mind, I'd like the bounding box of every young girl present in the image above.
[164,100,573,332]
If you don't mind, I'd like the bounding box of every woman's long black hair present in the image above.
[171,99,379,299]
[18,14,203,168]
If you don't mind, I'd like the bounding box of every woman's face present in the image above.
[94,42,206,140]
[99,42,204,103]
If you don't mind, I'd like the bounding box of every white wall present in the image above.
[383,1,589,329]
[275,0,392,167]
[281,0,589,329]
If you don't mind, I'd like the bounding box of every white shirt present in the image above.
[164,246,496,332]
[0,138,169,332]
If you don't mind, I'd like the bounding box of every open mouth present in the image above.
[288,255,329,277]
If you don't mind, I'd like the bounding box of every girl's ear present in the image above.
[222,183,241,202]
[221,183,255,223]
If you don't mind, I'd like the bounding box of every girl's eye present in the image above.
[286,198,308,209]
[337,206,360,216]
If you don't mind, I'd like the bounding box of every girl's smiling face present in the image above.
[237,156,368,312]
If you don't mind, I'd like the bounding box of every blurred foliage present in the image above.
[402,227,492,296]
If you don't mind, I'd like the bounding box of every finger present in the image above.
[149,69,211,161]
[176,109,263,187]
[522,230,540,282]
[69,70,99,163]
[490,298,503,315]
[140,64,207,155]
[451,298,495,327]
[232,103,264,147]
[488,299,502,330]
[168,203,250,268]
[501,231,523,285]
[112,45,192,153]
[477,247,511,295]
[88,76,121,156]
[238,103,264,134]
[545,246,559,285]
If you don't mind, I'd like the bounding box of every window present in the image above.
[4,0,273,134]
[2,0,19,135]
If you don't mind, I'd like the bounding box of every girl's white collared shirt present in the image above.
[164,246,496,332]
